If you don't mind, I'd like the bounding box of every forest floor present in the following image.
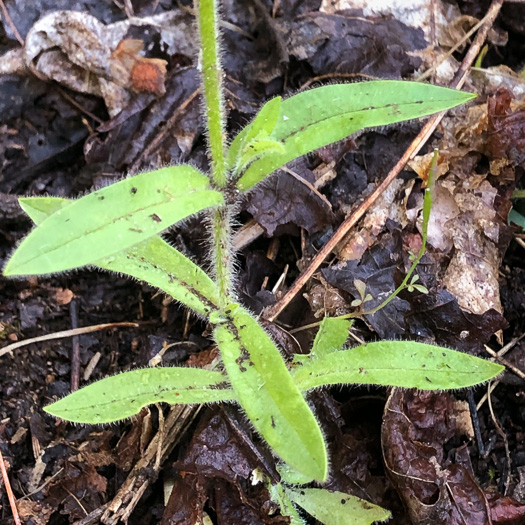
[1,0,525,523]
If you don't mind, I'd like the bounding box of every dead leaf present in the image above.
[17,499,54,524]
[487,492,525,524]
[54,288,74,306]
[112,39,167,95]
[338,179,406,261]
[0,10,195,116]
[405,288,507,352]
[487,87,525,167]
[382,389,491,525]
[245,162,334,237]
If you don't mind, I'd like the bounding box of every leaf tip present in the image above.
[2,258,18,277]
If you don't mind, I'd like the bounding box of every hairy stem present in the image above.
[194,0,228,188]
[195,0,233,306]
[211,207,234,306]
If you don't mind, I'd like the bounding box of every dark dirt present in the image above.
[1,0,525,524]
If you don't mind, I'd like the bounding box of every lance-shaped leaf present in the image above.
[18,197,221,317]
[310,317,351,360]
[214,305,327,482]
[4,165,224,276]
[236,82,476,191]
[285,487,391,525]
[269,483,306,525]
[294,317,351,365]
[227,95,282,171]
[293,341,504,392]
[44,367,234,424]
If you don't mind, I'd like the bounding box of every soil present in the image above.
[1,0,525,524]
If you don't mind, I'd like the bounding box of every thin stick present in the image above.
[0,447,22,525]
[0,0,24,45]
[486,381,512,494]
[484,346,525,381]
[265,0,504,322]
[467,389,485,456]
[70,300,80,392]
[0,322,139,359]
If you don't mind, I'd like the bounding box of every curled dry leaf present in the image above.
[0,10,195,116]
[304,277,350,319]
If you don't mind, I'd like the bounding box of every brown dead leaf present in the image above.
[382,389,491,524]
[408,151,450,187]
[0,10,186,116]
[487,492,525,524]
[338,179,406,262]
[442,181,502,316]
[487,87,525,168]
[304,277,350,319]
[54,288,74,306]
[245,163,334,237]
[112,39,167,95]
[17,499,54,524]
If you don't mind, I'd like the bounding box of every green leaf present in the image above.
[277,463,316,486]
[310,317,351,360]
[509,209,525,229]
[293,317,351,365]
[18,197,221,317]
[237,139,285,171]
[18,197,71,224]
[101,238,221,316]
[214,305,328,481]
[285,487,391,525]
[227,96,282,171]
[44,367,234,424]
[236,82,476,191]
[293,341,504,391]
[4,165,224,276]
[269,483,306,525]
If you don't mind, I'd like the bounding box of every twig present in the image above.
[55,86,104,125]
[265,0,505,322]
[0,322,139,359]
[70,300,80,392]
[467,389,485,456]
[484,346,525,381]
[72,504,109,525]
[486,381,512,495]
[0,0,24,45]
[477,380,500,411]
[0,446,22,525]
[416,14,488,82]
[101,404,202,524]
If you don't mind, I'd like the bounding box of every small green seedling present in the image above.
[3,0,502,519]
[270,463,392,525]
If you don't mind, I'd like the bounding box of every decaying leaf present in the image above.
[382,389,492,525]
[0,10,196,116]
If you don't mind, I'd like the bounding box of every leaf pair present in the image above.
[16,191,327,480]
[45,315,503,482]
[9,171,222,317]
[4,166,224,280]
